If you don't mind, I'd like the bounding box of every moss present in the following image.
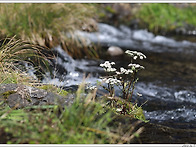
[56,88,68,97]
[2,91,16,99]
[2,90,32,103]
[25,96,32,103]
[105,5,116,14]
[38,84,68,97]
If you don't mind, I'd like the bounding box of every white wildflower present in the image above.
[128,63,144,70]
[137,93,142,97]
[100,63,104,67]
[135,64,140,68]
[110,68,117,72]
[86,85,97,90]
[125,50,146,60]
[116,71,121,75]
[111,62,115,65]
[103,77,121,85]
[128,69,133,74]
[120,67,125,73]
[133,56,137,60]
[116,67,133,75]
[100,61,116,72]
[104,67,116,72]
[105,79,110,84]
[116,108,122,112]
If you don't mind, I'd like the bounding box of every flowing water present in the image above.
[39,23,196,129]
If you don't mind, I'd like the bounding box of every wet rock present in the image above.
[0,84,18,93]
[133,122,196,143]
[105,113,196,143]
[0,84,73,109]
[107,46,124,56]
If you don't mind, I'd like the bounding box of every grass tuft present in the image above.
[0,36,52,84]
[137,4,196,33]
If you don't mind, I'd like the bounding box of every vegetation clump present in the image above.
[87,50,147,122]
[136,3,196,34]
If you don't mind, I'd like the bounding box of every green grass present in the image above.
[0,102,112,143]
[137,4,196,33]
[0,70,33,85]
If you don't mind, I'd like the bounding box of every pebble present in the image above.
[107,46,124,56]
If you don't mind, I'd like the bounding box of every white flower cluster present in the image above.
[125,50,146,60]
[86,85,97,90]
[100,61,116,72]
[102,77,121,85]
[128,63,144,70]
[116,67,133,75]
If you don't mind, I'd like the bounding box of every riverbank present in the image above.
[98,4,196,36]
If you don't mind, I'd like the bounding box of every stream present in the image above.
[38,23,196,130]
